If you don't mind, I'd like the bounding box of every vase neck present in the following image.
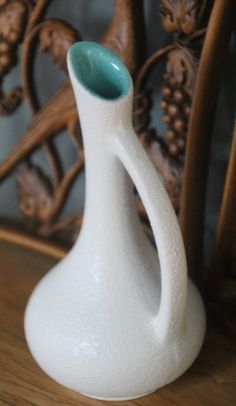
[76,84,133,142]
[67,42,136,237]
[79,95,135,239]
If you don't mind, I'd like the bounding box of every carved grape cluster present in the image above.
[0,0,29,115]
[0,1,27,75]
[0,38,13,76]
[158,1,202,161]
[160,45,197,159]
[161,71,190,157]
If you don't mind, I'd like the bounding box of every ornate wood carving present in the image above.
[0,0,31,115]
[1,0,236,336]
[133,0,207,211]
[0,0,207,242]
[0,0,146,242]
[160,0,202,34]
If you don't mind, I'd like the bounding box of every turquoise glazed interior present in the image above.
[68,41,131,100]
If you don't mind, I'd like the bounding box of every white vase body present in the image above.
[24,42,206,401]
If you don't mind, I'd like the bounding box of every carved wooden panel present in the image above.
[134,0,207,212]
[0,0,209,235]
[0,0,146,242]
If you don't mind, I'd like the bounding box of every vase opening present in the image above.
[68,41,131,101]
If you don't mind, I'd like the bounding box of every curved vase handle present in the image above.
[113,128,187,341]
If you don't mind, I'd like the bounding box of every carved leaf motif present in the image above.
[166,46,197,94]
[38,212,83,241]
[0,1,27,44]
[160,0,198,35]
[16,162,54,223]
[39,21,81,70]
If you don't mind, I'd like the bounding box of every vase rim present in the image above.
[67,41,132,102]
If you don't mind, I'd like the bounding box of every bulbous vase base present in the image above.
[24,256,205,402]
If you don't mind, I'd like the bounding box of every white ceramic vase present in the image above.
[24,42,206,401]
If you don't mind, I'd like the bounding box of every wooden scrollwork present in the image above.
[0,0,146,243]
[0,0,207,243]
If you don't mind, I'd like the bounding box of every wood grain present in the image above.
[0,240,236,405]
[0,225,66,259]
[209,118,236,293]
[179,0,235,286]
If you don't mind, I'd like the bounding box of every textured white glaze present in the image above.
[24,43,206,401]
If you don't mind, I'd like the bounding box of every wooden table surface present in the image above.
[0,240,236,406]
